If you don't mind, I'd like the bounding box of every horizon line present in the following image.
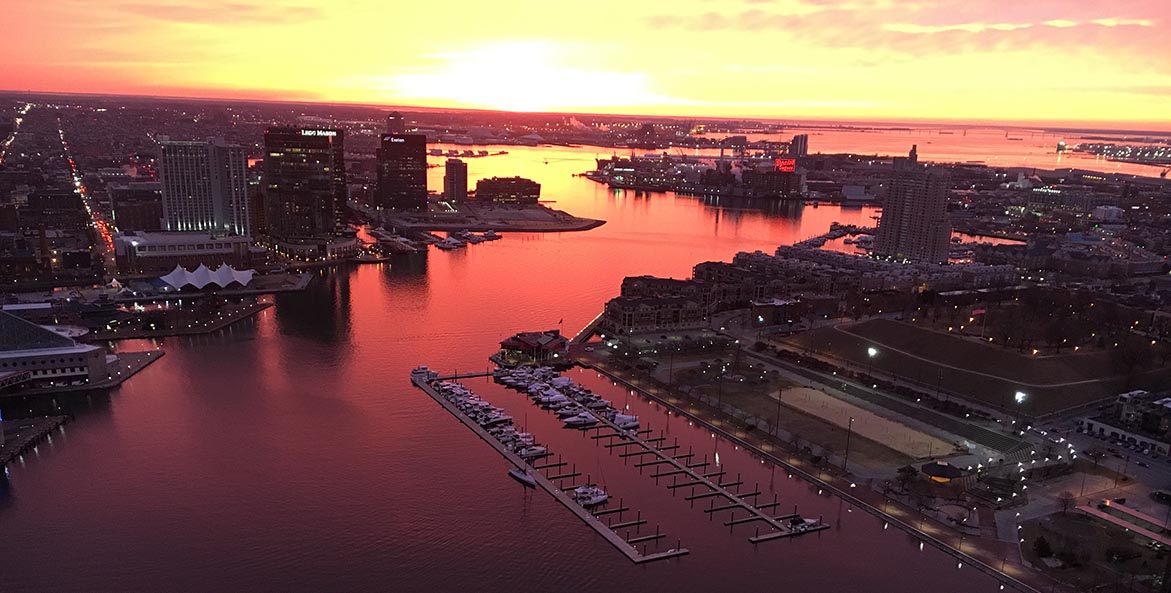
[2,87,1170,135]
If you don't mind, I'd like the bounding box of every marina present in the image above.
[410,367,688,564]
[493,365,828,544]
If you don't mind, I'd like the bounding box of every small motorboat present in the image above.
[563,412,598,428]
[516,445,548,459]
[555,405,586,418]
[508,468,537,488]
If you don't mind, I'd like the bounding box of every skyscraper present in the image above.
[158,137,249,235]
[443,159,468,203]
[788,134,809,158]
[262,127,345,246]
[386,111,406,134]
[377,134,428,211]
[874,145,951,264]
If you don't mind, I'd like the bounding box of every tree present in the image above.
[1033,535,1053,558]
[1058,491,1076,514]
[896,465,919,490]
[1111,337,1154,384]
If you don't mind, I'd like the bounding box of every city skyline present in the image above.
[2,0,1170,128]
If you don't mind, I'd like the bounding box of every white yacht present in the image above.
[563,412,598,428]
[410,366,438,381]
[555,405,586,418]
[516,445,548,459]
[572,484,609,507]
[612,413,640,430]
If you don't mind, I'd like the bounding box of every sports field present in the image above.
[777,387,958,459]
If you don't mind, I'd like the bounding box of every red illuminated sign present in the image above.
[774,158,796,172]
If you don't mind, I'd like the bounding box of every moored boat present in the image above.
[508,468,537,488]
[572,484,609,507]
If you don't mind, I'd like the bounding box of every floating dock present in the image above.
[584,417,826,542]
[410,373,688,564]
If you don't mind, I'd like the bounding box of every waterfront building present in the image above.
[740,168,803,198]
[263,127,349,256]
[443,159,468,203]
[112,231,254,273]
[377,134,428,211]
[789,134,809,157]
[874,146,952,264]
[0,310,109,388]
[158,137,250,235]
[109,181,163,231]
[498,329,568,364]
[599,295,706,336]
[474,176,540,204]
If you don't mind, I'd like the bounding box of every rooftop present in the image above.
[114,232,252,247]
[0,311,79,353]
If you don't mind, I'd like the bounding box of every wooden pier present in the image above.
[0,415,70,467]
[411,373,688,564]
[432,371,493,381]
[583,408,817,543]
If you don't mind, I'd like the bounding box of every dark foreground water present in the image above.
[1,147,1006,592]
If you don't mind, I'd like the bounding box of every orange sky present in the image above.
[3,0,1170,127]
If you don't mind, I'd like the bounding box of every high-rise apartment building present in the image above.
[443,159,468,203]
[158,137,249,235]
[377,134,428,211]
[386,111,406,134]
[788,134,809,158]
[873,145,951,264]
[262,127,346,245]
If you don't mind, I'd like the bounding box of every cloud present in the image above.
[646,4,1164,56]
[1091,18,1155,27]
[884,22,1034,34]
[68,0,323,25]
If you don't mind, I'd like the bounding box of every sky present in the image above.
[3,0,1170,127]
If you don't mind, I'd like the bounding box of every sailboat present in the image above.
[508,467,537,488]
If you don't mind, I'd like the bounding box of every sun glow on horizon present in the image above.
[348,41,688,113]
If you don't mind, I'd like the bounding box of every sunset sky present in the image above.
[3,0,1170,126]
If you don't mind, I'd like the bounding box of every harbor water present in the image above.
[3,143,1024,592]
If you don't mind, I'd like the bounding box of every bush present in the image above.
[1033,535,1053,558]
[1104,546,1140,564]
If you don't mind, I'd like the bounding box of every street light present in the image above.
[844,416,855,472]
[867,347,878,377]
[1014,391,1027,405]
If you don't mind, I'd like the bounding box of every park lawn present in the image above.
[1020,512,1163,590]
